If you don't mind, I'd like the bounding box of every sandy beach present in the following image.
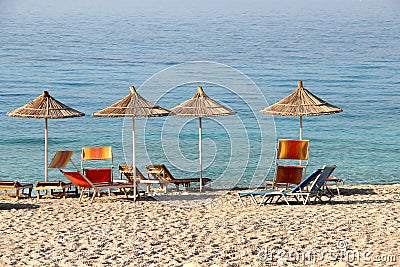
[0,184,399,267]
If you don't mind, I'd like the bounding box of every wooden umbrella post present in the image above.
[170,86,236,193]
[45,118,49,182]
[299,116,303,140]
[199,117,203,192]
[132,117,137,201]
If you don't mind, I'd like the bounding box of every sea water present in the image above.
[0,0,399,188]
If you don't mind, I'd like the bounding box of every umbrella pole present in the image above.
[45,118,49,182]
[199,117,203,192]
[299,116,303,140]
[132,117,137,201]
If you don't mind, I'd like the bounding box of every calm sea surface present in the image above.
[1,0,399,188]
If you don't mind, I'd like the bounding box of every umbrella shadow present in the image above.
[147,190,227,207]
[0,202,40,210]
[330,198,397,205]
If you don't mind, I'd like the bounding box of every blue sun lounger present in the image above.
[238,165,336,205]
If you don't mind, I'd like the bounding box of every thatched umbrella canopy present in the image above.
[170,86,236,192]
[93,86,169,200]
[260,80,343,139]
[7,91,85,181]
[93,86,169,118]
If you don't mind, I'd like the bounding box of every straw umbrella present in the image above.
[170,86,236,192]
[93,86,169,200]
[7,91,85,182]
[260,80,343,139]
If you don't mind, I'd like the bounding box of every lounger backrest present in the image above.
[277,140,309,160]
[146,164,174,181]
[290,168,323,193]
[81,146,113,183]
[160,164,174,180]
[309,165,336,193]
[49,151,74,169]
[119,165,146,181]
[81,146,112,161]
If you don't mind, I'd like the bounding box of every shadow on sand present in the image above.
[337,187,377,196]
[0,202,40,210]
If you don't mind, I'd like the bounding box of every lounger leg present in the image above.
[164,184,168,193]
[250,194,258,204]
[237,194,244,206]
[16,189,20,200]
[122,188,128,197]
[79,191,85,202]
[264,195,272,204]
[282,195,290,205]
[335,182,341,196]
[91,190,97,203]
[276,195,283,204]
[303,195,311,205]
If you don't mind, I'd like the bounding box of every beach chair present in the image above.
[35,151,78,199]
[0,181,33,200]
[49,151,135,202]
[266,139,309,189]
[238,168,322,205]
[145,164,211,191]
[81,146,113,183]
[118,164,168,193]
[239,165,336,206]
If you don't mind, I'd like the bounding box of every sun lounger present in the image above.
[238,168,322,205]
[118,164,168,193]
[60,171,136,202]
[146,164,211,191]
[239,165,336,205]
[35,151,79,199]
[49,151,135,202]
[35,180,78,199]
[0,181,33,200]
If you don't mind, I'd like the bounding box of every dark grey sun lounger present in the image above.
[238,165,336,205]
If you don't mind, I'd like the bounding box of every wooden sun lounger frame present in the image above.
[118,164,168,193]
[35,180,78,199]
[145,164,211,191]
[0,181,33,200]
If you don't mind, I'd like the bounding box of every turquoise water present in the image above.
[0,0,399,188]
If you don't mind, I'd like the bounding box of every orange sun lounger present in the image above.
[49,151,135,202]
